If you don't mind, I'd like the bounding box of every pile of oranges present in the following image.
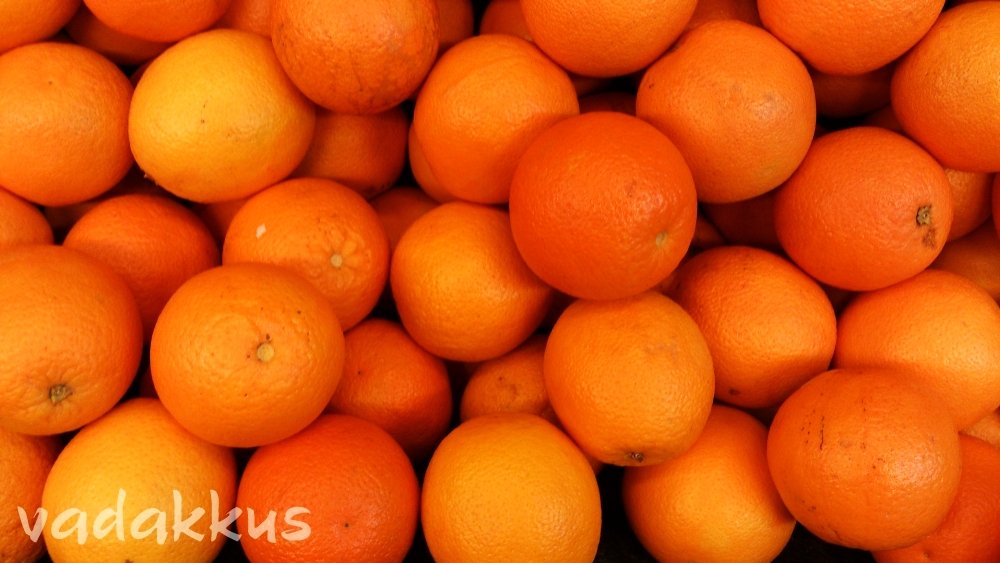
[1,0,999,561]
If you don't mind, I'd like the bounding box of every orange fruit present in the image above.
[406,125,455,203]
[479,0,532,41]
[65,4,172,66]
[963,409,1000,451]
[326,318,452,461]
[293,106,409,199]
[0,428,59,563]
[413,34,578,203]
[460,334,554,423]
[0,0,80,54]
[369,186,438,255]
[944,169,994,241]
[636,20,815,203]
[872,435,1000,563]
[834,268,1000,430]
[42,398,237,561]
[509,111,697,300]
[684,0,761,29]
[812,64,893,119]
[0,187,53,249]
[544,291,715,466]
[757,0,944,75]
[436,0,474,52]
[41,166,166,239]
[577,90,636,115]
[701,190,781,250]
[271,0,439,114]
[216,0,272,36]
[422,413,602,562]
[932,221,1000,302]
[82,0,231,42]
[0,245,142,436]
[0,41,133,207]
[668,245,837,409]
[390,201,553,362]
[773,126,953,291]
[223,177,390,330]
[891,2,1000,172]
[150,263,345,448]
[237,414,419,562]
[520,0,697,77]
[192,196,249,246]
[129,28,316,204]
[623,404,795,562]
[767,367,963,551]
[63,193,220,341]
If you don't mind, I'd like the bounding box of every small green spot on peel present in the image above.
[330,253,344,268]
[256,342,275,363]
[49,384,72,405]
[655,231,668,248]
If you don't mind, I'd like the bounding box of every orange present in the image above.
[216,0,272,36]
[150,263,345,448]
[767,367,963,551]
[834,268,1000,430]
[812,64,893,119]
[873,435,1000,563]
[479,0,532,41]
[577,90,636,115]
[963,409,1000,451]
[460,334,554,423]
[757,0,944,75]
[701,190,781,250]
[944,169,993,241]
[544,291,714,466]
[326,318,452,461]
[436,0,474,52]
[369,186,438,255]
[271,0,439,114]
[192,195,248,246]
[0,245,142,436]
[82,0,231,42]
[237,414,419,562]
[932,222,1000,302]
[406,125,455,203]
[0,187,53,249]
[412,33,578,203]
[684,0,761,29]
[63,194,220,341]
[668,245,837,409]
[0,0,79,54]
[293,106,409,199]
[509,112,697,300]
[520,0,697,77]
[891,2,1000,172]
[129,28,316,204]
[0,428,59,563]
[65,4,172,66]
[623,404,795,562]
[636,20,815,203]
[223,177,390,330]
[0,41,133,207]
[773,126,953,291]
[42,398,237,561]
[390,201,554,362]
[41,166,165,239]
[422,413,601,562]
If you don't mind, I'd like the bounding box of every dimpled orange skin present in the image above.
[636,20,816,204]
[421,413,602,562]
[0,187,53,249]
[508,112,697,301]
[773,126,954,292]
[0,0,80,53]
[0,428,60,562]
[544,291,715,467]
[82,0,232,42]
[0,245,143,436]
[834,269,1000,430]
[766,367,963,551]
[150,262,345,448]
